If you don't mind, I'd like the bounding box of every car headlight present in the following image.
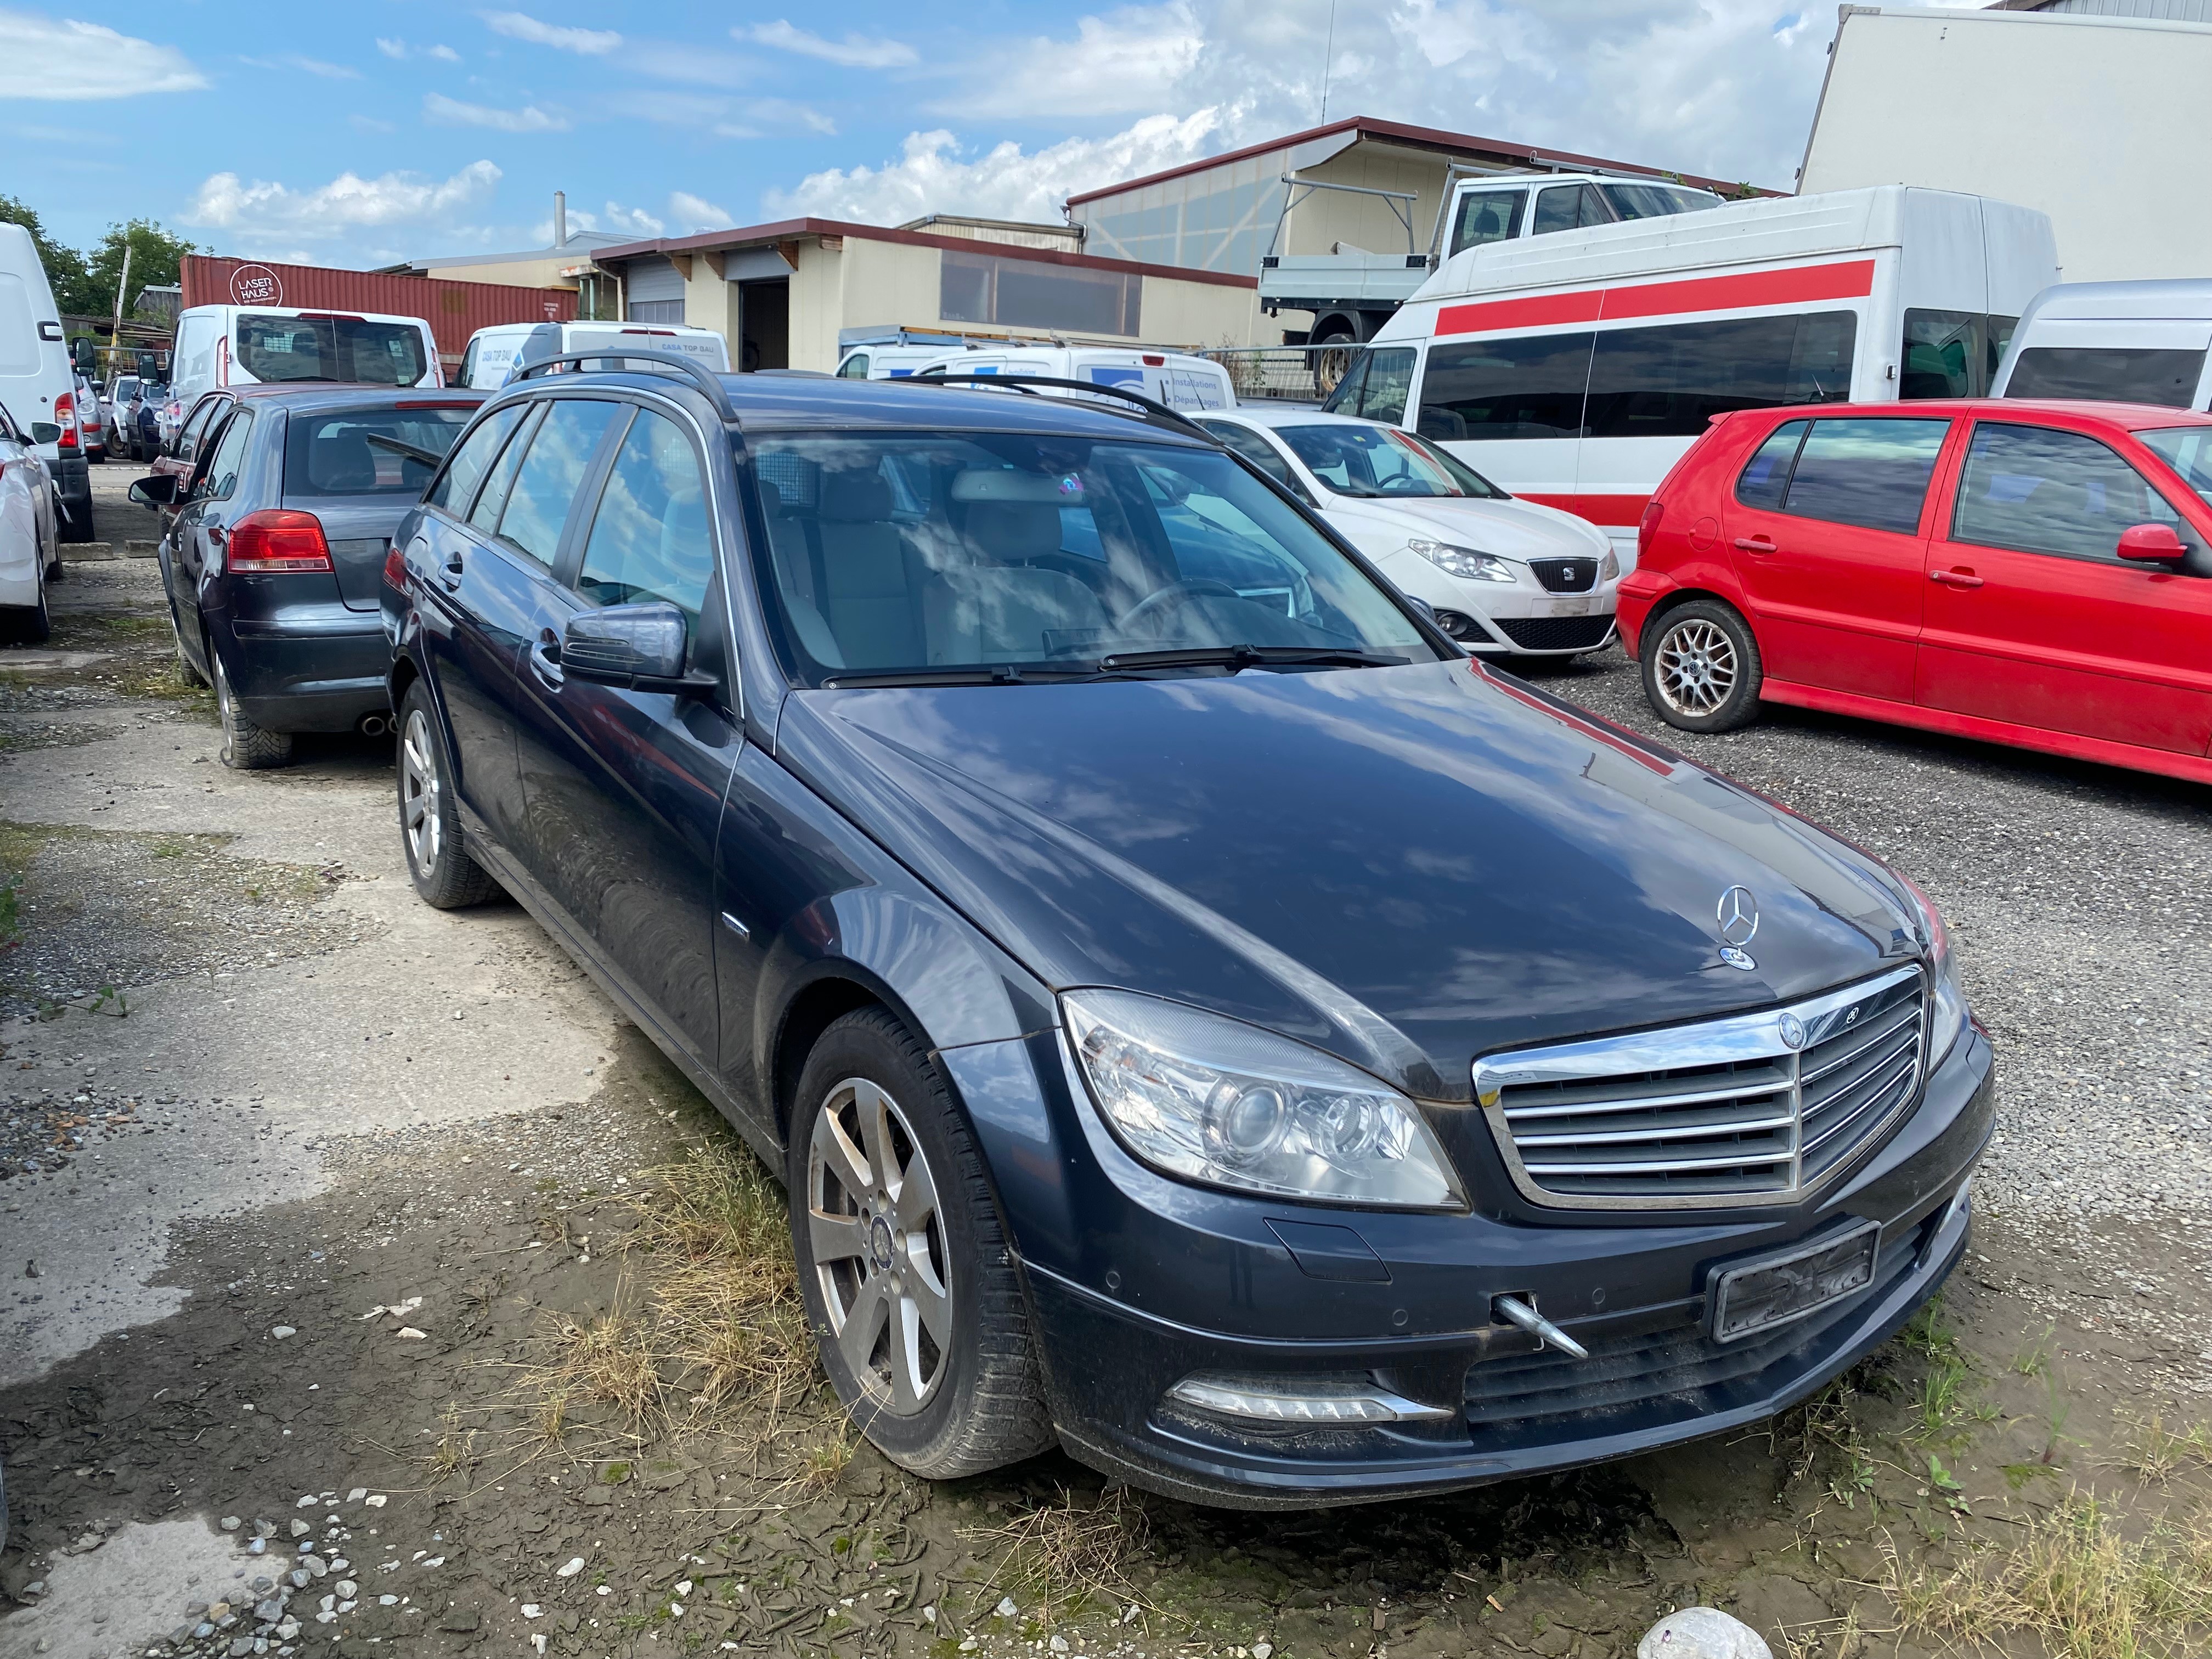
[1408,539,1515,583]
[1599,550,1620,582]
[1063,989,1466,1210]
[1898,874,1967,1066]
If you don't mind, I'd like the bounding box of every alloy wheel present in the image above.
[806,1077,953,1417]
[1654,618,1738,717]
[400,708,443,873]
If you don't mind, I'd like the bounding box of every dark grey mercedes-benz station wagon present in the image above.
[383,354,1991,1508]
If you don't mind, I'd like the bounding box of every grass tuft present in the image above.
[2120,1418,2212,1487]
[962,1486,1152,1627]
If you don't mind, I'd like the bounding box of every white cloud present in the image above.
[669,191,732,233]
[765,111,1227,227]
[481,10,620,55]
[376,37,407,59]
[618,41,759,88]
[924,4,1201,119]
[744,20,917,70]
[429,44,462,63]
[184,159,504,242]
[377,38,464,63]
[239,53,362,81]
[424,92,569,133]
[0,10,206,100]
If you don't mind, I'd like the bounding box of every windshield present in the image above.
[2139,427,2212,509]
[1600,182,1724,221]
[284,404,476,497]
[748,431,1437,686]
[236,314,431,387]
[1275,422,1502,498]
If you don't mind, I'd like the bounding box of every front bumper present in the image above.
[950,1020,1994,1509]
[1375,551,1621,657]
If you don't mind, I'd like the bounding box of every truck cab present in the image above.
[1262,173,1728,351]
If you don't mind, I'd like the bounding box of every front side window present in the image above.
[1582,311,1857,439]
[1778,417,1951,535]
[2137,426,2212,510]
[285,405,475,498]
[429,404,526,514]
[2005,346,2206,409]
[1953,422,2190,563]
[177,397,224,464]
[1417,333,1594,441]
[837,353,870,379]
[1448,191,1527,256]
[1338,347,1415,426]
[201,409,255,501]
[747,432,1436,682]
[494,398,621,567]
[234,314,430,387]
[577,409,713,619]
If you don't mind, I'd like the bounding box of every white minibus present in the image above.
[171,304,442,407]
[910,345,1236,413]
[1343,187,2058,566]
[1990,280,2212,410]
[460,320,730,390]
[0,222,91,541]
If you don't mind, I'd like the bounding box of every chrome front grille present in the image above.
[1473,966,1927,1210]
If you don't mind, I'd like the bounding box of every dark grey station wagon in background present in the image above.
[382,354,1993,1508]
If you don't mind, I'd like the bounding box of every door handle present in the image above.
[1929,567,1984,589]
[440,549,464,590]
[1732,535,1776,555]
[529,626,564,687]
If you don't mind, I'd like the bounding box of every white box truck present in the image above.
[1799,5,2212,284]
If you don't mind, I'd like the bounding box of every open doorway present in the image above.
[738,279,789,371]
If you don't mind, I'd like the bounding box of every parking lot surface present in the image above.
[2,465,2209,1659]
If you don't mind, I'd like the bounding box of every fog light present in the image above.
[1164,1373,1454,1425]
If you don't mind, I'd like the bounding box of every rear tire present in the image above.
[397,682,497,909]
[213,651,294,769]
[1640,599,1763,733]
[788,1007,1054,1480]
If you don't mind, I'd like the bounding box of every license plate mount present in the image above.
[1708,1221,1880,1345]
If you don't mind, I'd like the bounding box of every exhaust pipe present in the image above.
[359,713,390,738]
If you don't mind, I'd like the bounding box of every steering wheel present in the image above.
[1379,473,1429,494]
[1119,577,1241,633]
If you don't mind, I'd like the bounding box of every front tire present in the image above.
[397,682,497,908]
[213,651,294,769]
[788,1008,1053,1480]
[0,556,49,646]
[1641,599,1763,733]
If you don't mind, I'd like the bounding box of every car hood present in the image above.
[1325,493,1611,563]
[774,661,1922,1102]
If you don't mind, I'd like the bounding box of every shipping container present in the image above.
[179,256,575,365]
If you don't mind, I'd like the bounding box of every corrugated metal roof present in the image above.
[180,256,576,359]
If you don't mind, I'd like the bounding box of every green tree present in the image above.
[0,193,93,313]
[84,218,200,321]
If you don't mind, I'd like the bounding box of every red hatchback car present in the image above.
[1618,399,2212,785]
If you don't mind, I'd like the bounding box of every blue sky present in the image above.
[0,2,1954,269]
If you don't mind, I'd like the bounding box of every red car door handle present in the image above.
[1733,535,1777,554]
[1930,568,1984,589]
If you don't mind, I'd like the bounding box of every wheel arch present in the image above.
[1637,584,1742,648]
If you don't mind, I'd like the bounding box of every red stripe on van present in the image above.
[1519,492,1651,527]
[1436,258,1877,337]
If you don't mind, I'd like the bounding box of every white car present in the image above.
[0,397,58,642]
[1190,408,1619,660]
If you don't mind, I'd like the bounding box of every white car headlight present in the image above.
[1063,989,1466,1210]
[1408,539,1515,583]
[1600,550,1620,582]
[1898,874,1967,1066]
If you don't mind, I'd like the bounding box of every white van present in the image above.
[0,222,92,541]
[910,346,1236,413]
[1991,280,2212,410]
[1349,186,2058,567]
[459,320,730,390]
[834,343,980,380]
[170,304,442,408]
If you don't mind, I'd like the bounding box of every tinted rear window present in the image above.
[236,315,431,387]
[2005,346,2206,409]
[284,405,476,498]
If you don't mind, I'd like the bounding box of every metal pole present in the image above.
[1319,0,1336,122]
[112,241,132,347]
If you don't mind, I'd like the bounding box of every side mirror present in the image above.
[562,601,713,695]
[29,422,60,445]
[2117,522,2190,565]
[128,474,180,509]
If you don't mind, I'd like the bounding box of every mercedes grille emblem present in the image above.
[1778,1012,1807,1049]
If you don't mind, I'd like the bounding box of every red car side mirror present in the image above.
[2116,523,2189,565]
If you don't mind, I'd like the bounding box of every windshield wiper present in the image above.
[1093,645,1409,673]
[819,663,1099,688]
[364,432,443,468]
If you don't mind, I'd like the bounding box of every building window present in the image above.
[628,298,685,325]
[940,249,1141,337]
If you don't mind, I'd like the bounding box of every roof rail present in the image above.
[911,372,1212,440]
[509,349,736,421]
